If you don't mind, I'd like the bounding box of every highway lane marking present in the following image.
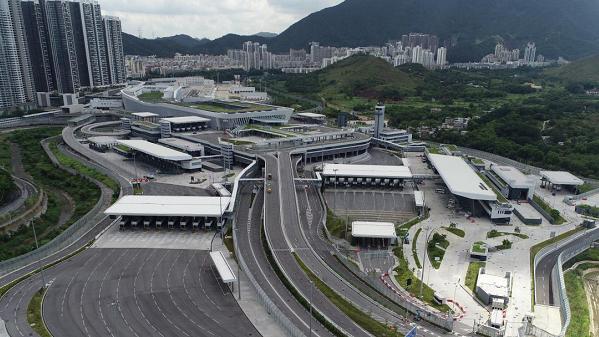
[60,272,78,318]
[167,251,216,337]
[244,185,327,337]
[133,250,166,337]
[116,249,142,337]
[182,251,222,326]
[150,250,191,337]
[199,254,222,309]
[97,250,128,337]
[3,278,29,311]
[80,249,114,337]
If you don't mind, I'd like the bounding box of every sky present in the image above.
[101,0,344,39]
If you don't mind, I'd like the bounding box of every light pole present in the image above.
[31,220,46,288]
[333,168,338,212]
[453,277,460,312]
[309,280,314,337]
[419,227,434,299]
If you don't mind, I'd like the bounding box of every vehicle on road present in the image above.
[266,183,272,193]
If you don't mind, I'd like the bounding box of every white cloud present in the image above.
[100,0,343,39]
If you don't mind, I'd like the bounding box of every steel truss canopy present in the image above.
[428,154,497,201]
[540,171,584,186]
[322,164,412,179]
[351,221,397,239]
[105,195,231,217]
[117,139,192,161]
[209,251,236,283]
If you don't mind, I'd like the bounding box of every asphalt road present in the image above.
[0,174,36,216]
[233,179,334,337]
[264,152,372,337]
[535,228,599,306]
[43,248,258,337]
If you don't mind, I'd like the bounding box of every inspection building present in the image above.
[488,165,536,200]
[116,139,202,172]
[539,171,584,192]
[321,163,412,188]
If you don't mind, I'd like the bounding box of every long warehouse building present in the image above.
[428,154,513,223]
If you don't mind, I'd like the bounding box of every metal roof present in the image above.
[104,195,231,217]
[132,112,159,118]
[158,137,204,152]
[209,251,236,283]
[540,171,584,186]
[491,165,534,189]
[414,191,425,207]
[322,164,412,179]
[351,221,396,239]
[428,154,496,201]
[88,136,118,146]
[117,139,192,161]
[160,116,211,124]
[296,112,326,118]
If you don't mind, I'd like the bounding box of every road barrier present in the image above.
[232,178,307,337]
[531,227,599,337]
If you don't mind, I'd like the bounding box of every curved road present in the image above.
[43,248,259,337]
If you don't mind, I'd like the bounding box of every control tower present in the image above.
[374,104,385,139]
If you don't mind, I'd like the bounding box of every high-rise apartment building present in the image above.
[0,0,31,109]
[79,0,109,87]
[524,42,536,64]
[21,0,56,93]
[103,16,125,84]
[436,47,447,66]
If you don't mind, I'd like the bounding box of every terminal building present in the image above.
[105,195,230,230]
[351,221,397,248]
[116,139,203,172]
[488,165,536,200]
[159,116,210,137]
[321,164,412,188]
[539,171,584,193]
[428,154,513,223]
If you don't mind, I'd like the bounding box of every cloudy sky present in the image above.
[101,0,343,39]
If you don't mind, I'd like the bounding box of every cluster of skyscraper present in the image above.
[0,0,125,110]
[482,42,542,65]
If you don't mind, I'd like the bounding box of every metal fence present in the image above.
[335,252,455,330]
[0,134,121,279]
[232,177,306,337]
[530,227,599,337]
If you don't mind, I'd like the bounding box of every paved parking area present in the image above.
[324,189,416,223]
[93,222,218,250]
[44,248,259,337]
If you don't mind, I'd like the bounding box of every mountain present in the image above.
[123,0,599,61]
[123,33,210,57]
[545,55,599,83]
[268,0,599,61]
[254,32,278,38]
[286,55,422,103]
[123,33,268,57]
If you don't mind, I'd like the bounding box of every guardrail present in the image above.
[0,137,109,278]
[231,172,306,337]
[531,227,599,337]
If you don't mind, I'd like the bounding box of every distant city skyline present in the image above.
[101,0,344,39]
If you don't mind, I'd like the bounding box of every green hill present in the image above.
[545,55,599,83]
[285,55,422,107]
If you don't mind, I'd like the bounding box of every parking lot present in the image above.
[324,189,417,223]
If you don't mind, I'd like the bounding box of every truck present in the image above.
[267,173,272,180]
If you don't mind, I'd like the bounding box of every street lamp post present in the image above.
[309,280,314,337]
[31,220,46,288]
[419,227,434,299]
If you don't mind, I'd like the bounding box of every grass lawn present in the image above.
[396,216,423,238]
[471,158,484,165]
[428,233,449,269]
[49,139,120,200]
[27,288,52,337]
[530,226,584,305]
[465,262,486,292]
[412,228,422,268]
[472,241,487,254]
[137,91,164,103]
[564,269,591,337]
[326,209,348,239]
[487,229,529,239]
[392,246,451,312]
[427,146,442,154]
[443,226,465,238]
[533,194,566,224]
[294,254,402,337]
[477,173,509,203]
